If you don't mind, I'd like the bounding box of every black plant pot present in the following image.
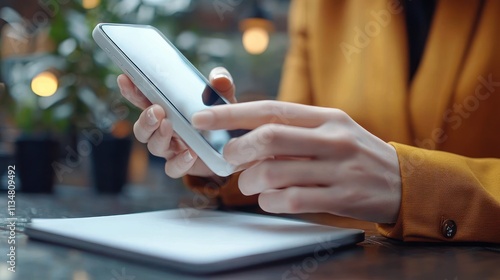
[90,135,132,194]
[15,137,59,193]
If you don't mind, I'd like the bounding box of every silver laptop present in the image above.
[25,209,364,274]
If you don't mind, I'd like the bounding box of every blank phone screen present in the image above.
[101,24,242,154]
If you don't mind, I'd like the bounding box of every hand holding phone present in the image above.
[93,23,243,177]
[117,68,236,178]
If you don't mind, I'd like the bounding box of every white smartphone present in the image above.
[92,23,244,177]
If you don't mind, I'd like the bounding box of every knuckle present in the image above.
[256,124,284,147]
[329,108,350,123]
[261,125,277,144]
[259,162,279,187]
[334,129,357,148]
[260,100,276,110]
[314,126,358,154]
[261,100,281,118]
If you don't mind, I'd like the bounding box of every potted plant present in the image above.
[43,0,194,193]
[1,53,72,193]
[2,0,194,193]
[0,4,132,193]
[45,0,139,193]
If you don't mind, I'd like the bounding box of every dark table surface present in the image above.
[1,182,500,280]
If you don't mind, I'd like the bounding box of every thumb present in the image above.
[209,67,236,103]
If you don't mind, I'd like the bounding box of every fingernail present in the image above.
[211,67,233,83]
[192,110,214,129]
[212,73,230,81]
[182,150,193,163]
[146,107,158,126]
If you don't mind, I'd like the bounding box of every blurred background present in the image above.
[0,0,290,195]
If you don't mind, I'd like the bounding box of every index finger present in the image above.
[192,100,334,130]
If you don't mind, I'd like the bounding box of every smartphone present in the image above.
[92,23,242,177]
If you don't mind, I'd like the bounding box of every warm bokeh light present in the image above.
[31,71,58,97]
[240,17,274,55]
[82,0,100,9]
[242,27,269,55]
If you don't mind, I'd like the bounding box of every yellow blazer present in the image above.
[187,0,500,242]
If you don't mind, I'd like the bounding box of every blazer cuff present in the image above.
[377,142,500,242]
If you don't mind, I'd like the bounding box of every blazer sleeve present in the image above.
[276,0,313,104]
[377,142,500,243]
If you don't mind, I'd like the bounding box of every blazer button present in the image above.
[441,219,457,239]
